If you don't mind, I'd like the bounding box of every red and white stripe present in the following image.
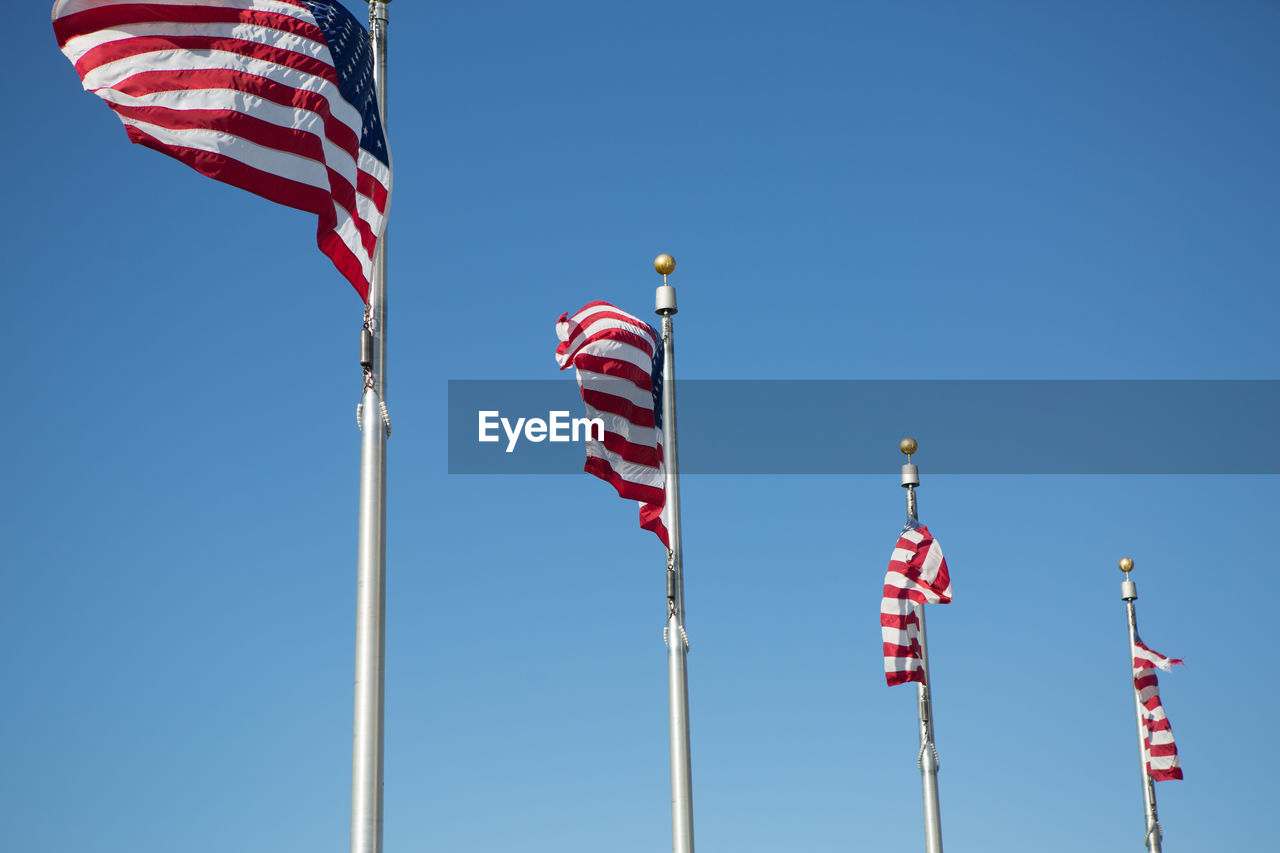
[556,301,667,547]
[881,525,951,686]
[52,0,391,301]
[1133,637,1184,781]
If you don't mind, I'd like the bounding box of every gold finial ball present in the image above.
[899,437,918,457]
[1119,557,1134,574]
[654,253,676,276]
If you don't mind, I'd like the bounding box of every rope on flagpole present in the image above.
[358,302,391,435]
[917,739,941,772]
[662,622,690,652]
[361,306,378,392]
[379,401,391,437]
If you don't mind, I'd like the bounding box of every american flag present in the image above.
[881,523,952,686]
[52,0,391,301]
[1133,636,1184,781]
[555,301,668,547]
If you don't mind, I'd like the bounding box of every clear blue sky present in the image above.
[6,1,1278,851]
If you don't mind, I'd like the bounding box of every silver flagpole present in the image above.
[655,253,695,853]
[352,3,390,853]
[900,438,943,853]
[1120,558,1163,853]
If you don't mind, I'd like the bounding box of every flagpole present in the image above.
[1120,558,1163,853]
[655,253,695,853]
[900,438,943,853]
[352,4,390,853]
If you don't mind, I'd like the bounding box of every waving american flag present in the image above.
[881,523,952,686]
[1133,637,1184,781]
[53,0,391,301]
[556,301,668,547]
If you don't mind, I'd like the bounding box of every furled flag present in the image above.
[881,522,952,686]
[52,0,391,301]
[555,301,667,547]
[1133,636,1184,781]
